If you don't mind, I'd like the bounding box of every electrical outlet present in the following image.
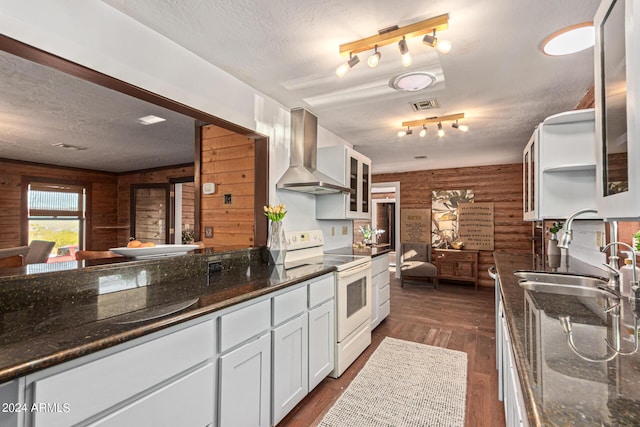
[596,231,603,247]
[331,227,335,236]
[342,226,348,235]
[204,227,213,238]
[224,194,232,204]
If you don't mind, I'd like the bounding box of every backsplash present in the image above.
[564,220,606,268]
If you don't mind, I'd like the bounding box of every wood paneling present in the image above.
[117,165,194,246]
[200,124,255,250]
[0,159,117,250]
[181,182,195,231]
[374,163,530,288]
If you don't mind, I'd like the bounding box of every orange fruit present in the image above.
[127,240,142,248]
[139,242,156,248]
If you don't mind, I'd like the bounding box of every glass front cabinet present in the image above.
[317,146,371,220]
[594,0,640,219]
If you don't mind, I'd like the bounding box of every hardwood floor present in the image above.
[278,273,506,427]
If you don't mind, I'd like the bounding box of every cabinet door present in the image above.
[272,313,309,425]
[360,160,370,216]
[308,300,335,391]
[455,260,475,278]
[370,274,379,328]
[219,333,270,427]
[88,363,214,427]
[348,155,359,216]
[438,258,456,276]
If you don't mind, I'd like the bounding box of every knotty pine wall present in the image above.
[181,182,195,232]
[0,159,118,250]
[200,125,255,250]
[117,165,194,247]
[374,163,531,288]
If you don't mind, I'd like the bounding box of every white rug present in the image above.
[319,337,467,427]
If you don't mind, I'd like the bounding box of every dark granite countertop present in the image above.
[0,249,336,383]
[494,252,640,426]
[325,245,392,258]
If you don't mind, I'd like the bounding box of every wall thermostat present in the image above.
[203,182,216,194]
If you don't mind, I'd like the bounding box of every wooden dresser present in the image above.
[433,249,479,290]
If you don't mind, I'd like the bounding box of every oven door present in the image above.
[336,261,372,342]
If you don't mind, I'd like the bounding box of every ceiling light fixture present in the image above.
[368,45,381,68]
[137,115,166,125]
[422,30,452,54]
[51,143,87,151]
[389,71,436,92]
[542,22,594,56]
[336,53,360,78]
[452,120,469,132]
[398,126,413,137]
[399,113,466,138]
[398,37,412,67]
[336,14,449,77]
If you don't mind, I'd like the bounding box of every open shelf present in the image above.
[543,163,596,173]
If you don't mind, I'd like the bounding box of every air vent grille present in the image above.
[409,99,440,112]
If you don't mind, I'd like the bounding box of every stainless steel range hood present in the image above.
[276,108,352,194]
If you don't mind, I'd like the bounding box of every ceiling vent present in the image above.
[409,98,440,112]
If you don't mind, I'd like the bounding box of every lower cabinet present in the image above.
[371,254,391,329]
[308,299,335,391]
[219,333,271,427]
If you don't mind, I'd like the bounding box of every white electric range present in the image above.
[284,230,372,377]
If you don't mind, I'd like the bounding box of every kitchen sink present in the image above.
[518,281,616,299]
[514,271,607,287]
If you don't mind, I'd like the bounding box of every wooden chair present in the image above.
[75,250,122,261]
[24,240,55,264]
[399,242,437,288]
[0,255,24,268]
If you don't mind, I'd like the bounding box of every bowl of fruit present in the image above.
[109,238,200,259]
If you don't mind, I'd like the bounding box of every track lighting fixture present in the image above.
[422,30,452,54]
[452,120,469,132]
[437,122,444,137]
[368,45,381,68]
[335,14,449,77]
[335,53,360,78]
[419,125,427,137]
[398,37,412,67]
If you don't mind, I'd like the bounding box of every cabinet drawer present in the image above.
[88,363,214,427]
[378,284,390,303]
[32,320,214,427]
[309,275,335,308]
[379,299,390,320]
[220,299,270,353]
[273,286,307,326]
[372,256,389,276]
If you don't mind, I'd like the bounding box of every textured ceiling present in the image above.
[0,0,601,174]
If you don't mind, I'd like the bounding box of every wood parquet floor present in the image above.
[278,273,506,427]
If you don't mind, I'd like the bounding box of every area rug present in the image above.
[319,337,467,427]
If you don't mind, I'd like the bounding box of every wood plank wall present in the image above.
[181,182,195,232]
[200,125,255,250]
[374,163,531,288]
[117,165,194,247]
[0,159,117,250]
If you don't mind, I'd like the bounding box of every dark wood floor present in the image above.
[278,273,506,427]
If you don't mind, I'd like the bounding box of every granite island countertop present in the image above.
[0,249,336,383]
[325,245,392,258]
[494,252,640,426]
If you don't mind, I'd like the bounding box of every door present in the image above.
[130,184,170,244]
[336,262,372,342]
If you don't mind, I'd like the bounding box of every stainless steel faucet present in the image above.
[602,241,639,298]
[557,208,599,249]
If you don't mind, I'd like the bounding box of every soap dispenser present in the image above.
[620,251,640,297]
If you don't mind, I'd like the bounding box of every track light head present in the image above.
[398,37,412,67]
[437,122,444,137]
[398,126,412,137]
[422,33,437,47]
[419,125,427,137]
[422,30,452,54]
[368,46,381,68]
[452,120,469,132]
[336,53,360,78]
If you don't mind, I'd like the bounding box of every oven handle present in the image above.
[337,261,372,278]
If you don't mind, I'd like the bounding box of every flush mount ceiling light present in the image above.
[335,14,449,77]
[399,113,467,138]
[422,30,452,54]
[137,115,166,125]
[542,22,594,56]
[389,71,436,92]
[51,143,87,151]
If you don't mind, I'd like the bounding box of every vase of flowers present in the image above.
[547,221,562,265]
[265,204,287,265]
[359,224,385,245]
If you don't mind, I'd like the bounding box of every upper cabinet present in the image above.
[594,0,640,219]
[523,109,598,221]
[316,146,371,219]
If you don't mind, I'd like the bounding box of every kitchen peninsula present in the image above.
[494,252,640,426]
[0,249,338,426]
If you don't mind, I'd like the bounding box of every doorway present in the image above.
[130,184,170,244]
[374,201,395,250]
[371,182,401,277]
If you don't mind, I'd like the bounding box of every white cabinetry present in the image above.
[0,380,23,427]
[523,109,598,221]
[371,254,391,329]
[316,146,371,219]
[594,0,640,219]
[308,299,335,390]
[26,319,215,427]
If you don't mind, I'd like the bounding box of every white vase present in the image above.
[547,238,561,268]
[268,221,287,265]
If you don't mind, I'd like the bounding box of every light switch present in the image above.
[204,227,213,238]
[342,226,348,235]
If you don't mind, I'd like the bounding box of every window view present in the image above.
[27,182,86,263]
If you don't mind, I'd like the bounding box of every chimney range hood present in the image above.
[276,108,352,195]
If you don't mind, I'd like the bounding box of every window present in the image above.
[27,181,86,263]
